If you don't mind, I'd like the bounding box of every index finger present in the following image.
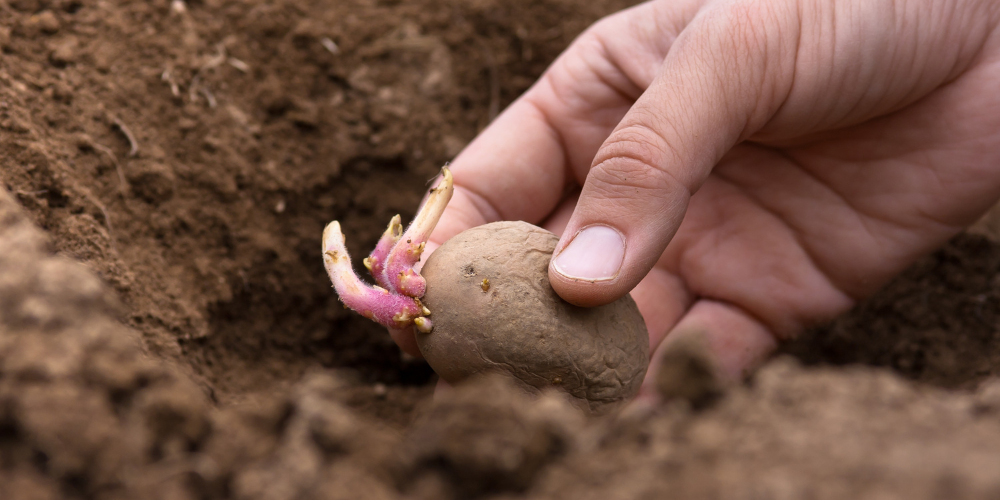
[428,99,569,247]
[428,1,689,248]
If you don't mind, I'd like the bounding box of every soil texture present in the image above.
[4,0,1000,499]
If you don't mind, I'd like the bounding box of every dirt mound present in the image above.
[533,360,1000,500]
[5,0,1000,498]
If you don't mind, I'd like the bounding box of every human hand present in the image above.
[390,0,1000,389]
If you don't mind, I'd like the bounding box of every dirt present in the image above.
[4,0,1000,499]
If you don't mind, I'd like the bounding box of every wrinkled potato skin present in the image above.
[418,221,649,414]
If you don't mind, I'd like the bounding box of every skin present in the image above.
[389,0,1000,393]
[418,221,649,413]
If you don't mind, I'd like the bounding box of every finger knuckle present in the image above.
[592,124,688,196]
[696,0,796,70]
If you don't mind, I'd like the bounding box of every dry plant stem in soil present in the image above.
[323,167,454,333]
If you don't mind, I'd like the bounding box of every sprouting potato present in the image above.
[323,168,649,413]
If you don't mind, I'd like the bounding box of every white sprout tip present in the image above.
[322,221,345,250]
[414,317,433,333]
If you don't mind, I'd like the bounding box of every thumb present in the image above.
[549,3,796,306]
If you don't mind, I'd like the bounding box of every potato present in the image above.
[418,221,649,414]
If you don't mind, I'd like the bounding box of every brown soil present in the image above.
[3,1,1000,499]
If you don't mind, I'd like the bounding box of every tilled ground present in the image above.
[4,1,1000,499]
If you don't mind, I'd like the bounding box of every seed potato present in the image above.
[418,221,649,414]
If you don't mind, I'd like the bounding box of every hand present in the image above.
[392,0,1000,388]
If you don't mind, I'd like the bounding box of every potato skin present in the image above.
[418,221,649,414]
